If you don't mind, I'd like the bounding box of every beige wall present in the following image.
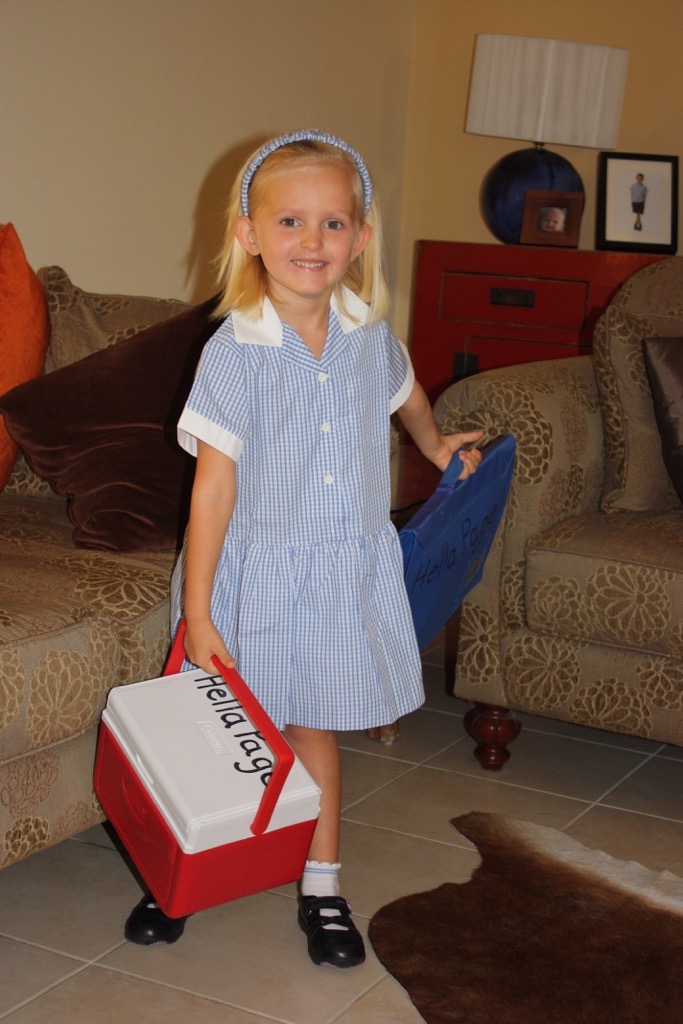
[1,0,414,303]
[2,1,680,339]
[395,0,683,335]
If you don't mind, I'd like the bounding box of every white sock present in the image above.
[301,860,341,897]
[300,861,344,929]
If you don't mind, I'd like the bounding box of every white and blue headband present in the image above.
[239,129,373,218]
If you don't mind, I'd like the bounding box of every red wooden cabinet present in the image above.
[408,241,665,401]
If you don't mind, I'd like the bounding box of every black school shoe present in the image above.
[298,895,366,968]
[124,893,189,946]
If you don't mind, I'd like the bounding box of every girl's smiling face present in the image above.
[236,161,371,311]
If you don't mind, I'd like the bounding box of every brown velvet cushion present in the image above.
[643,337,683,502]
[0,299,219,551]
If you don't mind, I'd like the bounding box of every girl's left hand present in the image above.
[455,443,483,480]
[433,430,484,478]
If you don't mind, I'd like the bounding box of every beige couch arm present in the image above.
[433,356,604,709]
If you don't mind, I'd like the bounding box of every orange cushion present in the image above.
[0,224,50,489]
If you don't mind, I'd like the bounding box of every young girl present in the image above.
[124,129,482,966]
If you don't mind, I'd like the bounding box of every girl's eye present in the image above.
[280,217,299,227]
[325,220,345,231]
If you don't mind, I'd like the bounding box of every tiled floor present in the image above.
[2,635,683,1023]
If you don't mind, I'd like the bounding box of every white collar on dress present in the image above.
[231,286,370,347]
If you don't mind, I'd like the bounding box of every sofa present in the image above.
[433,257,683,769]
[0,223,221,869]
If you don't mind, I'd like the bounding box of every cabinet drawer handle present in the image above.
[490,287,536,308]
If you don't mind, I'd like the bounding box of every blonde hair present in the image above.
[213,139,389,323]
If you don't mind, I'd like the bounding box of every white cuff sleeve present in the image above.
[177,407,244,461]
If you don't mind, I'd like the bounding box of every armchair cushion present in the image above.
[526,510,683,658]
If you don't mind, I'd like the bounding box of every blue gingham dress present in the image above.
[171,287,424,731]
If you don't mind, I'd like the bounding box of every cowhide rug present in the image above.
[368,812,683,1024]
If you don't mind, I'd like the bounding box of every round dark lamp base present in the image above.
[481,147,584,244]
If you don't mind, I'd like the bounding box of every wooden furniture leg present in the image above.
[464,703,521,770]
[367,722,400,744]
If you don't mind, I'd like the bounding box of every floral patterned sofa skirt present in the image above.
[433,258,683,767]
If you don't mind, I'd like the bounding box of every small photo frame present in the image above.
[519,190,584,247]
[596,152,679,254]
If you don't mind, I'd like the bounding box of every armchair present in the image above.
[433,258,683,768]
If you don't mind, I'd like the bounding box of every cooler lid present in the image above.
[102,669,320,852]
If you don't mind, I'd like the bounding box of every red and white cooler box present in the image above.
[94,622,321,918]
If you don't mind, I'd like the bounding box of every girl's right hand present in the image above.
[183,618,235,675]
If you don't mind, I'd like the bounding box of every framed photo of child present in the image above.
[519,190,583,248]
[596,152,679,254]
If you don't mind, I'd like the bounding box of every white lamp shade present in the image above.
[465,34,629,149]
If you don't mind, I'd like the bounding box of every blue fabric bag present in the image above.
[399,435,516,650]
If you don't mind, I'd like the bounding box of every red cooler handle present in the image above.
[163,619,295,837]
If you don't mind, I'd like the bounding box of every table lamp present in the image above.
[465,34,629,243]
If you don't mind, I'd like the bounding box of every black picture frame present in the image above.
[595,152,679,254]
[519,190,584,248]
